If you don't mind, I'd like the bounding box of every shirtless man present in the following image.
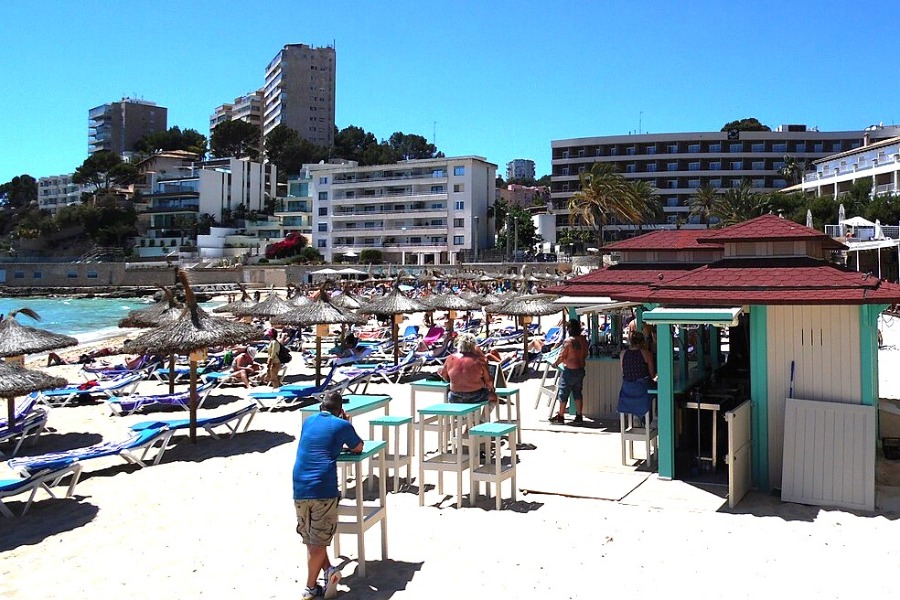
[550,319,589,424]
[438,333,497,405]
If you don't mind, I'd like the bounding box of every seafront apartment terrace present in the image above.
[551,125,900,237]
[802,136,900,197]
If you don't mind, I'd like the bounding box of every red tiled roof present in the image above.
[540,263,701,297]
[617,257,900,305]
[603,229,724,251]
[697,214,846,249]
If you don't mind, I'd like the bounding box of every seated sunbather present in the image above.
[222,347,261,388]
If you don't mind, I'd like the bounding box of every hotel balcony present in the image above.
[332,172,448,186]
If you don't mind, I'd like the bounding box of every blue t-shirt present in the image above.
[292,412,364,500]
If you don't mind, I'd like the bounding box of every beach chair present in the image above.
[38,373,143,408]
[8,426,175,475]
[421,326,445,348]
[0,408,49,458]
[0,459,83,518]
[106,381,216,416]
[129,403,258,440]
[80,355,160,381]
[0,393,40,430]
[339,348,424,388]
[152,356,223,383]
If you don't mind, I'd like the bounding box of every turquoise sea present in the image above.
[0,297,153,341]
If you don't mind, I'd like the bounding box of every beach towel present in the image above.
[618,378,651,416]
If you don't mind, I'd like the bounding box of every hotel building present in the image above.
[37,174,93,214]
[210,90,264,133]
[88,97,167,157]
[551,124,900,238]
[307,156,496,265]
[506,158,536,180]
[262,43,336,147]
[800,134,900,199]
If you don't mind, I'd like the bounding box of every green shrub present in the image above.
[257,258,270,264]
[360,249,383,264]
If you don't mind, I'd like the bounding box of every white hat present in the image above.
[247,347,258,359]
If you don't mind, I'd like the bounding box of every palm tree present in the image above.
[568,163,653,247]
[778,155,806,185]
[710,182,768,226]
[689,183,719,227]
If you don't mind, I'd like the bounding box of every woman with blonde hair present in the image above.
[438,332,497,405]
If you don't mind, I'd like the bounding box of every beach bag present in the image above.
[277,342,292,364]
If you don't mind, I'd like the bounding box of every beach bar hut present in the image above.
[547,215,900,511]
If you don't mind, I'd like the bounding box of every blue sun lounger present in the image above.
[0,408,49,458]
[105,381,216,416]
[39,373,143,408]
[7,426,175,474]
[128,403,258,440]
[0,458,83,518]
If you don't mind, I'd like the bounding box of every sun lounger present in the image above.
[39,373,143,408]
[339,349,424,388]
[0,459,83,518]
[80,355,160,381]
[249,367,368,410]
[129,403,258,440]
[0,393,40,430]
[8,427,175,474]
[0,408,49,458]
[106,381,216,416]
[421,326,445,347]
[152,357,224,383]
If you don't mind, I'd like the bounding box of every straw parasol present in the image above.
[212,284,254,314]
[233,291,295,319]
[424,292,480,335]
[0,361,67,427]
[487,293,560,358]
[0,308,78,425]
[124,271,259,442]
[273,288,368,385]
[119,286,185,394]
[360,274,428,365]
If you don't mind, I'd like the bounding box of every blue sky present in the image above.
[2,0,899,184]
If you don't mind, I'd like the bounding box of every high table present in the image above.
[300,394,391,425]
[334,440,387,578]
[417,402,485,508]
[409,380,450,419]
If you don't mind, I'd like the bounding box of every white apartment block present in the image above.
[308,156,496,265]
[210,90,264,132]
[551,124,900,239]
[506,158,535,180]
[800,134,900,198]
[37,174,93,214]
[263,43,335,147]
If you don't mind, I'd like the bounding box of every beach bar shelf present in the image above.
[334,440,388,578]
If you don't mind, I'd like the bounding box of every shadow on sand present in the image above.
[335,559,424,599]
[0,499,99,552]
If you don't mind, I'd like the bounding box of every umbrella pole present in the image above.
[168,354,176,394]
[189,359,198,443]
[393,321,399,366]
[315,336,322,387]
[523,317,529,362]
[7,396,14,430]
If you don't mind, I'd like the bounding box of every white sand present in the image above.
[3,315,900,599]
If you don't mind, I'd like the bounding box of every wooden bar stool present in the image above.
[468,422,518,510]
[368,415,414,492]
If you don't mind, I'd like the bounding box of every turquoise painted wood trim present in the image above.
[749,305,769,491]
[710,327,721,371]
[635,306,644,329]
[568,307,578,320]
[657,324,675,479]
[859,304,887,406]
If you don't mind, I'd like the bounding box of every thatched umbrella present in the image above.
[360,276,428,365]
[487,294,559,358]
[212,284,254,315]
[0,361,66,427]
[0,308,78,424]
[233,291,295,320]
[273,289,367,385]
[424,292,480,336]
[124,271,259,442]
[119,286,185,393]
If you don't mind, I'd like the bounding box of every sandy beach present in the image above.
[3,311,900,599]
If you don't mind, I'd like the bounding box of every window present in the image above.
[751,143,765,152]
[667,162,678,171]
[626,146,635,155]
[813,143,824,153]
[688,162,700,171]
[729,143,743,152]
[67,271,77,279]
[710,161,721,171]
[710,179,722,188]
[667,144,678,153]
[318,207,327,216]
[667,179,678,189]
[432,169,446,177]
[453,184,464,193]
[455,201,465,210]
[454,218,464,228]
[87,270,98,279]
[317,223,327,232]
[709,143,721,153]
[795,143,806,152]
[666,197,679,207]
[453,166,465,176]
[646,146,657,154]
[731,161,743,170]
[731,179,743,188]
[751,178,766,188]
[773,143,787,153]
[318,192,328,201]
[667,215,678,224]
[751,161,765,170]
[431,185,444,193]
[33,271,42,279]
[453,235,465,245]
[13,271,24,279]
[431,202,444,209]
[317,239,327,248]
[688,144,700,153]
[832,142,843,152]
[646,163,657,172]
[318,176,328,185]
[625,164,636,173]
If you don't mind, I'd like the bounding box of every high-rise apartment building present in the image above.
[506,159,536,181]
[88,97,167,156]
[209,90,264,133]
[551,124,900,239]
[262,43,336,147]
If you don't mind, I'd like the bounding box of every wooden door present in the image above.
[726,400,753,508]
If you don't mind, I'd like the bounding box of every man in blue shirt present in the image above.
[293,391,364,599]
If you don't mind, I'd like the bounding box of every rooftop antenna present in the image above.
[639,111,643,135]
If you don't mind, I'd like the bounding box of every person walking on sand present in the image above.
[550,319,589,424]
[265,330,285,388]
[293,391,363,600]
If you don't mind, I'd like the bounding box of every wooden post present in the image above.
[189,359,198,443]
[168,354,176,394]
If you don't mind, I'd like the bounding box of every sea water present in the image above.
[0,297,156,343]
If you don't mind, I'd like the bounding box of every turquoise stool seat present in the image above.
[468,422,518,510]
[368,415,414,492]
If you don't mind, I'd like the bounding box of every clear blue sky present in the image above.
[2,0,898,185]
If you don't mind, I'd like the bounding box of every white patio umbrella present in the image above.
[839,203,846,236]
[840,216,876,228]
[806,209,813,229]
[875,219,884,240]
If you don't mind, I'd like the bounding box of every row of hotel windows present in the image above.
[317,236,460,248]
[319,185,466,201]
[555,141,853,159]
[12,271,99,280]
[553,178,787,193]
[327,166,466,185]
[557,160,786,176]
[317,217,468,232]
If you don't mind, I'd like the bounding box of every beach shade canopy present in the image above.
[233,292,295,319]
[331,290,367,310]
[360,277,429,365]
[0,360,67,426]
[417,271,443,284]
[273,290,368,385]
[487,294,560,358]
[0,309,79,358]
[213,285,254,314]
[119,287,183,328]
[425,292,481,335]
[125,271,260,442]
[840,216,876,228]
[338,267,366,276]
